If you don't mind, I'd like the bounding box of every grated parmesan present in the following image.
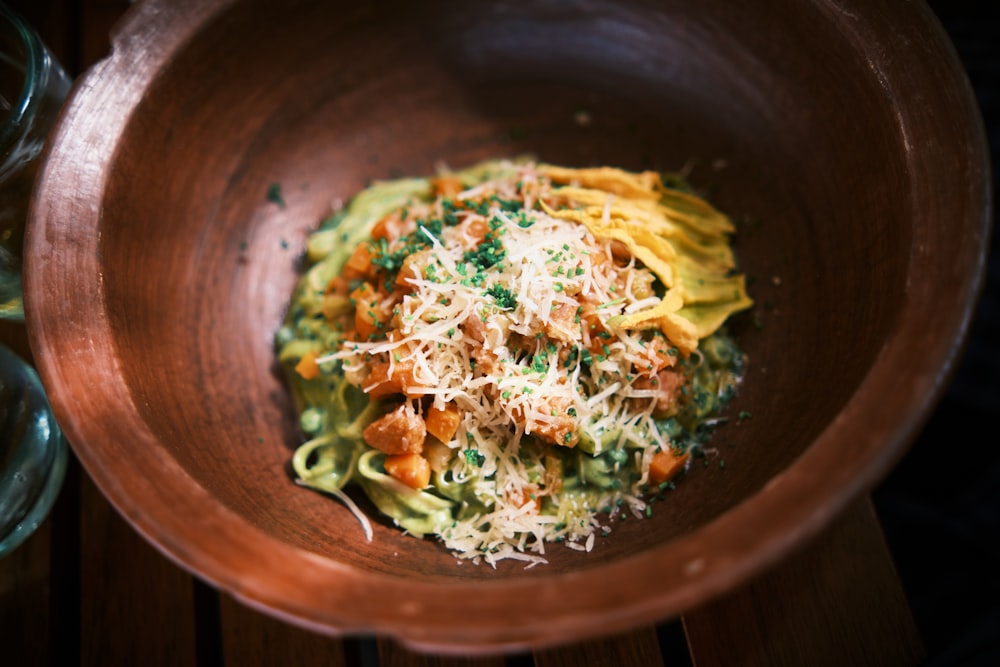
[278,160,751,566]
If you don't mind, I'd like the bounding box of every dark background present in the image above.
[873,1,999,665]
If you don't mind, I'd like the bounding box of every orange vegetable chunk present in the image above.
[362,403,426,455]
[649,450,689,485]
[325,275,349,296]
[431,175,463,197]
[294,351,320,380]
[425,402,461,443]
[343,242,375,279]
[362,358,424,398]
[350,282,383,340]
[384,453,432,489]
[371,212,407,242]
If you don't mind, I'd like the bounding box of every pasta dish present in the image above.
[275,159,751,566]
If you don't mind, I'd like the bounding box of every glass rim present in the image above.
[0,4,47,151]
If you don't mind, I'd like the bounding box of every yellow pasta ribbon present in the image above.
[539,164,752,355]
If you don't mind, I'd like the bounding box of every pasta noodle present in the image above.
[275,159,751,566]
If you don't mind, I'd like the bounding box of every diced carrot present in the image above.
[342,242,375,280]
[354,307,380,340]
[294,351,320,381]
[325,275,350,296]
[534,417,579,448]
[362,357,424,398]
[425,402,461,443]
[523,493,542,513]
[508,485,542,513]
[383,453,431,489]
[361,361,396,396]
[363,403,426,455]
[350,282,383,340]
[454,217,489,249]
[647,332,678,372]
[648,450,689,485]
[471,346,503,377]
[394,249,428,291]
[431,175,464,198]
[632,369,686,417]
[371,212,408,242]
[544,302,579,343]
[463,314,487,343]
[350,281,377,303]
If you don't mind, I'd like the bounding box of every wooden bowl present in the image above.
[23,0,991,653]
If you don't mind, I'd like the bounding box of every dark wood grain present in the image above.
[0,321,31,365]
[532,626,663,667]
[218,593,350,666]
[379,639,506,667]
[78,474,200,666]
[683,499,924,667]
[4,0,76,72]
[77,0,130,71]
[6,0,131,77]
[0,510,53,666]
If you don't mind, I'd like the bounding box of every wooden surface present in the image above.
[1,1,929,665]
[683,500,924,667]
[1,453,924,666]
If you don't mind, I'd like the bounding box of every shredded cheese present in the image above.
[279,160,751,566]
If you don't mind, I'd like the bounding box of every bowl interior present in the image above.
[26,0,989,647]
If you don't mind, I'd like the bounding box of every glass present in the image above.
[1,2,71,320]
[0,344,66,556]
[0,4,70,556]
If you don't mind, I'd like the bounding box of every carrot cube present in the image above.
[431,175,463,198]
[371,212,407,242]
[294,351,320,381]
[384,453,431,489]
[350,282,383,339]
[649,450,689,485]
[425,402,461,443]
[343,242,375,279]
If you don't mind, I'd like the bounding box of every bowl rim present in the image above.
[23,0,993,653]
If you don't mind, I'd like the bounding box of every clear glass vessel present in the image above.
[0,4,70,556]
[0,343,66,557]
[1,3,71,320]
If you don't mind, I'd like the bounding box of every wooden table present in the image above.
[1,2,927,665]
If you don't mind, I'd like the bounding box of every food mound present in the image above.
[275,159,752,566]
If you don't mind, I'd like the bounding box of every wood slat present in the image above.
[531,625,663,667]
[0,322,32,366]
[46,455,84,665]
[682,498,924,667]
[218,593,350,666]
[5,0,76,73]
[77,0,133,72]
[378,638,507,667]
[78,472,200,666]
[0,505,53,666]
